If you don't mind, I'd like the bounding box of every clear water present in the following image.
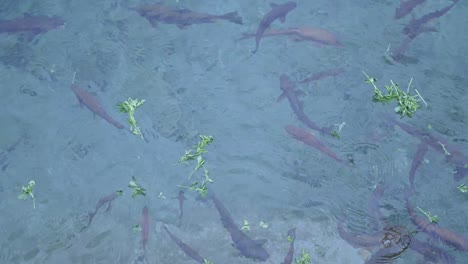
[0,0,467,263]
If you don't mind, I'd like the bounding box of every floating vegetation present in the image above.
[363,72,427,118]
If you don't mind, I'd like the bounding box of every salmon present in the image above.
[135,3,242,29]
[285,125,342,162]
[163,226,205,263]
[0,14,64,40]
[70,84,124,129]
[253,2,297,53]
[278,74,324,133]
[240,27,342,47]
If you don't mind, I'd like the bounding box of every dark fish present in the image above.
[301,68,344,83]
[409,238,456,264]
[71,84,125,129]
[395,0,426,19]
[135,3,242,29]
[163,226,205,263]
[278,74,324,133]
[177,190,186,220]
[390,36,415,62]
[282,228,296,264]
[405,191,468,251]
[0,14,64,40]
[210,193,270,261]
[403,0,459,39]
[408,142,428,190]
[253,1,297,53]
[82,191,120,231]
[383,114,468,181]
[285,125,342,163]
[239,27,342,47]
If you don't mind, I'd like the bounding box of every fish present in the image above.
[403,0,459,39]
[253,1,297,53]
[395,0,426,19]
[177,190,186,220]
[408,141,428,190]
[70,84,125,129]
[389,36,415,62]
[278,74,324,133]
[282,228,296,264]
[285,125,342,163]
[210,192,270,261]
[409,238,456,264]
[0,14,65,40]
[82,191,120,231]
[134,3,242,29]
[163,226,205,263]
[383,114,468,181]
[141,206,150,251]
[405,191,468,251]
[300,68,344,83]
[239,27,342,47]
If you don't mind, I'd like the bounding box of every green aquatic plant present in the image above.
[133,224,142,232]
[259,221,269,229]
[287,235,294,243]
[158,192,167,199]
[241,219,250,231]
[437,141,451,156]
[128,176,146,198]
[203,259,214,264]
[457,184,468,193]
[178,135,214,197]
[117,98,145,139]
[417,206,439,223]
[18,180,36,209]
[363,72,426,118]
[331,121,346,139]
[295,249,311,264]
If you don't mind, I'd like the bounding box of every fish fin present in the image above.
[220,11,243,25]
[276,92,286,102]
[254,238,268,245]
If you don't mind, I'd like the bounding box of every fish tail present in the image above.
[220,11,243,25]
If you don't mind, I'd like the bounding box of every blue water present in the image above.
[1,0,467,263]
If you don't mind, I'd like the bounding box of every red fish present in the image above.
[134,3,242,29]
[70,84,124,129]
[285,125,342,162]
[282,228,296,264]
[405,192,468,251]
[0,14,65,40]
[395,0,426,19]
[141,206,150,251]
[253,1,297,53]
[278,74,324,133]
[239,27,342,47]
